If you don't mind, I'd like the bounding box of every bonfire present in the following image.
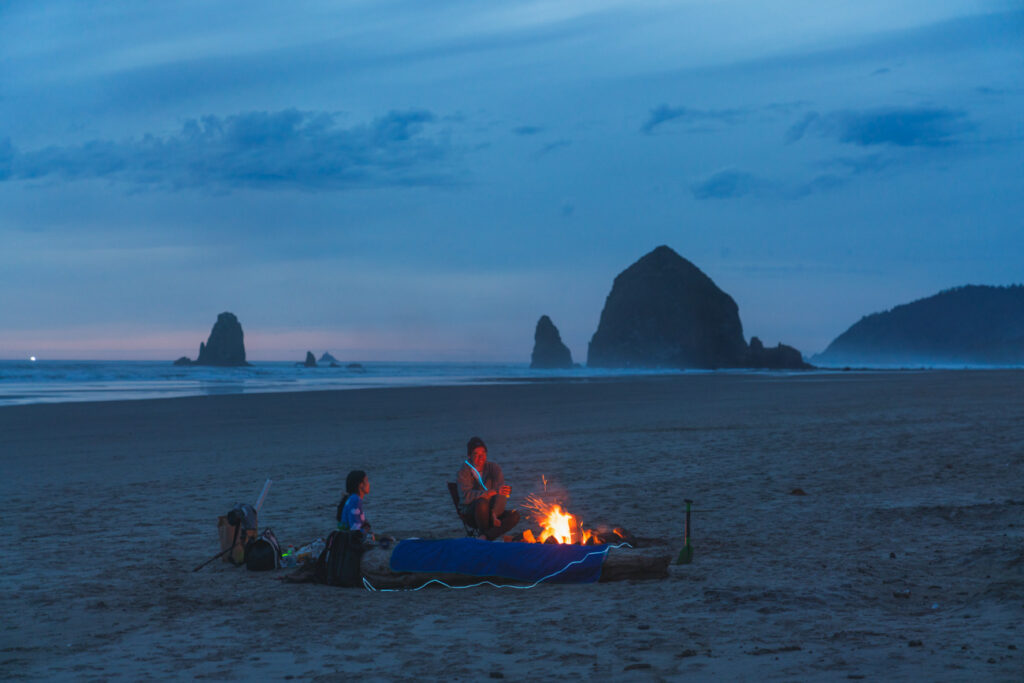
[519,490,628,546]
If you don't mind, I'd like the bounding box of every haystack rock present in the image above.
[587,246,809,369]
[191,312,250,367]
[303,351,317,367]
[530,315,574,369]
[588,246,747,368]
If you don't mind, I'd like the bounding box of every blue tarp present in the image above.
[389,538,608,584]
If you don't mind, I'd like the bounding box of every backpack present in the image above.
[314,530,365,586]
[245,528,282,571]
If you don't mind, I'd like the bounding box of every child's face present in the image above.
[359,476,370,497]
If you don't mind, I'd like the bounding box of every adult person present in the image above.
[457,436,520,541]
[336,470,374,540]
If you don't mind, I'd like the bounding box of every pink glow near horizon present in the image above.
[0,327,522,362]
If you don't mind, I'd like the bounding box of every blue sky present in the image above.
[2,1,1021,361]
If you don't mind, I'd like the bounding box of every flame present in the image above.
[522,492,596,545]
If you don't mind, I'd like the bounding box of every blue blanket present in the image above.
[389,538,607,584]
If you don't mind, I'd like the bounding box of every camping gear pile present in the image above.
[193,480,284,572]
[193,478,366,585]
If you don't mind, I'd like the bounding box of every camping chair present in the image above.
[447,482,479,537]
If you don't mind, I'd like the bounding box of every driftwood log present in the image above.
[359,545,671,589]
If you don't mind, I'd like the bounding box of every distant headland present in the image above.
[814,285,1024,366]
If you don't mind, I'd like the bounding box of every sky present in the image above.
[1,0,1022,361]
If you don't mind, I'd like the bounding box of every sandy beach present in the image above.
[2,371,1022,680]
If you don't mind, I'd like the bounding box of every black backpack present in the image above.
[315,530,365,586]
[245,528,282,571]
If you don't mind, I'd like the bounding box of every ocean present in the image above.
[0,360,691,407]
[3,359,994,407]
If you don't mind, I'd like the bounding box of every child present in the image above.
[336,470,373,540]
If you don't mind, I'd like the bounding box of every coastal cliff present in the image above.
[815,285,1024,366]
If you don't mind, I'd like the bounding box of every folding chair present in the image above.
[447,482,479,537]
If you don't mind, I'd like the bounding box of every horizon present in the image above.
[3,2,1021,361]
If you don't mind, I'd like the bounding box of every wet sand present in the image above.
[3,371,1022,679]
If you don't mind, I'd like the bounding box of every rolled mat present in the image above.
[389,538,607,584]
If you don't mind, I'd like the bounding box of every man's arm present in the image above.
[486,462,504,491]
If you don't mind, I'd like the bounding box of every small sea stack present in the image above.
[174,312,250,367]
[530,315,573,369]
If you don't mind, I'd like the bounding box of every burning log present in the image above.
[358,545,670,589]
[512,526,637,547]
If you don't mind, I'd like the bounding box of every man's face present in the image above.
[470,446,487,470]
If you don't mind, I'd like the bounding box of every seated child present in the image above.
[336,469,374,541]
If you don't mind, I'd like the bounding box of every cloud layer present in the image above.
[2,109,454,192]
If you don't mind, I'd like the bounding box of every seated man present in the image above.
[457,436,520,541]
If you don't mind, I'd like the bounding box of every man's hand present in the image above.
[498,485,511,497]
[483,490,498,499]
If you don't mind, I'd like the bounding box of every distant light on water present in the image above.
[30,356,36,362]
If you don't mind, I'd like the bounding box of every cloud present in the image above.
[693,153,898,201]
[691,170,763,200]
[532,139,571,158]
[4,108,455,192]
[641,104,745,134]
[512,125,544,136]
[786,106,973,147]
[0,138,13,181]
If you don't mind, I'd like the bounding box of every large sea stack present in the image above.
[587,246,809,369]
[530,315,574,369]
[189,312,250,367]
[588,246,748,368]
[814,285,1024,366]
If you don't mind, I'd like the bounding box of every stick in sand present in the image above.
[675,499,693,565]
[255,478,272,511]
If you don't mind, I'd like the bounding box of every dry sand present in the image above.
[2,371,1022,680]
